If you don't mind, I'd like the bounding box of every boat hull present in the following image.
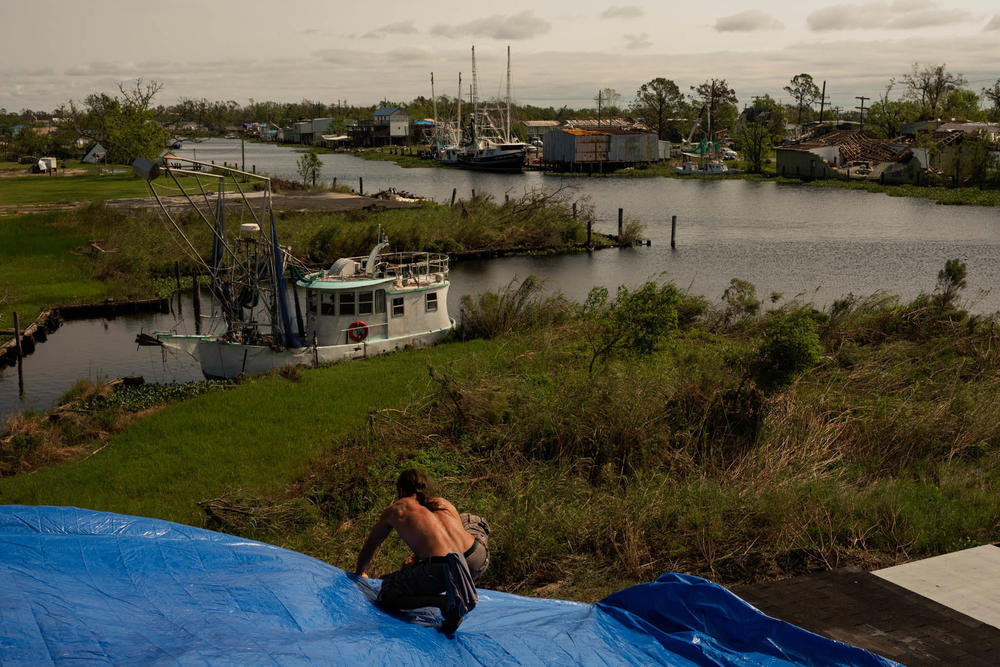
[155,322,455,380]
[457,150,526,172]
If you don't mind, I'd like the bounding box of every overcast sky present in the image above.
[2,0,999,113]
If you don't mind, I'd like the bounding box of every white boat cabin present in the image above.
[301,250,451,347]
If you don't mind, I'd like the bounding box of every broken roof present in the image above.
[783,130,907,163]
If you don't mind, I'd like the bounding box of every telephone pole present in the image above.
[855,95,870,132]
[818,81,828,123]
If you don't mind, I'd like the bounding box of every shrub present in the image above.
[458,275,570,339]
[751,311,821,392]
[583,281,681,372]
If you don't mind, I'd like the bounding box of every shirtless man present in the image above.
[355,469,489,633]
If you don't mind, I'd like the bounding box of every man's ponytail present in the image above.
[397,468,443,511]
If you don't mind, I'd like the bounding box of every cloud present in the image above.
[887,9,972,28]
[715,10,784,32]
[808,1,972,31]
[624,32,652,50]
[985,14,1000,30]
[601,6,644,20]
[430,11,550,40]
[361,21,418,39]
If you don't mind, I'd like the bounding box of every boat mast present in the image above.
[430,72,438,147]
[471,45,478,146]
[505,45,511,143]
[457,72,462,146]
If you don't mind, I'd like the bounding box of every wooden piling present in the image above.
[252,165,256,174]
[192,274,202,334]
[587,220,592,250]
[572,202,577,219]
[450,188,457,206]
[14,312,23,394]
[472,189,476,199]
[359,177,364,195]
[671,215,677,249]
[174,261,181,291]
[618,208,623,245]
[505,193,509,204]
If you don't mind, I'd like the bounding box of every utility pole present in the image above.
[597,90,602,128]
[855,96,870,132]
[818,81,828,124]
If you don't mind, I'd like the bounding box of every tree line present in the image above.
[2,64,998,166]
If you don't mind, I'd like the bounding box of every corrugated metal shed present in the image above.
[608,132,658,162]
[543,129,609,163]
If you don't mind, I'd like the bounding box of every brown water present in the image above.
[3,139,999,419]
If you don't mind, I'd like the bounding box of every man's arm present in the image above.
[355,506,396,576]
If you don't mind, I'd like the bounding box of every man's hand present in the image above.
[359,571,369,579]
[402,553,416,567]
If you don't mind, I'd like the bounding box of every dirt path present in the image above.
[1,191,420,217]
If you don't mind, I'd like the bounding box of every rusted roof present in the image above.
[784,130,906,163]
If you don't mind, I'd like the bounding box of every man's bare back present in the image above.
[385,496,474,560]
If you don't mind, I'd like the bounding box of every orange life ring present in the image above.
[348,320,369,342]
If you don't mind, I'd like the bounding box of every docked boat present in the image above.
[134,155,454,379]
[457,142,527,172]
[454,45,526,173]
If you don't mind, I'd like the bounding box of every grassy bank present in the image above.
[3,271,998,602]
[0,170,241,207]
[0,192,606,337]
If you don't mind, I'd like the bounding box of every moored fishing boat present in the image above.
[134,156,454,379]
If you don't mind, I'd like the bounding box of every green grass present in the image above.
[0,340,489,524]
[4,277,1000,601]
[0,212,112,330]
[0,171,239,206]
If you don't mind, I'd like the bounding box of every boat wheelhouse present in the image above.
[300,243,453,353]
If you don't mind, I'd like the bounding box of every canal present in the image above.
[2,138,999,418]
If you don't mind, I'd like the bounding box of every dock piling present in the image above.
[587,220,592,250]
[14,312,23,395]
[572,202,577,219]
[671,215,677,249]
[450,188,457,206]
[618,208,623,245]
[359,177,364,196]
[472,189,476,199]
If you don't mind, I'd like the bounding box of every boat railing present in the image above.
[346,252,449,278]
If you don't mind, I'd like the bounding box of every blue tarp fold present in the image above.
[0,506,899,666]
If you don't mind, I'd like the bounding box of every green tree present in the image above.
[630,78,685,140]
[902,63,966,119]
[866,81,921,139]
[982,80,1000,122]
[297,149,322,186]
[690,79,738,139]
[783,73,820,127]
[737,116,770,174]
[66,79,170,164]
[941,88,984,121]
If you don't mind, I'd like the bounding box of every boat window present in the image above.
[321,294,335,316]
[392,296,404,317]
[425,292,438,312]
[308,293,317,314]
[375,289,386,314]
[359,291,373,315]
[339,292,356,315]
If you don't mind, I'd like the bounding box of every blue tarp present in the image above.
[0,506,899,666]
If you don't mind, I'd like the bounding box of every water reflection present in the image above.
[3,139,1000,419]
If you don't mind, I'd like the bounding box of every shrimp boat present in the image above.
[133,155,454,379]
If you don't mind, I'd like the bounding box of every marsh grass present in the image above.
[4,267,1000,602]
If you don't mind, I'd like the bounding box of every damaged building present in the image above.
[776,130,924,184]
